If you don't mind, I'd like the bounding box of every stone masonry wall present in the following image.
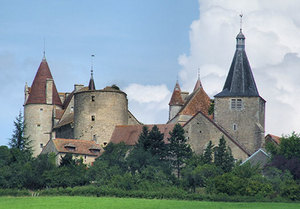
[74,89,128,146]
[183,112,249,160]
[214,97,265,154]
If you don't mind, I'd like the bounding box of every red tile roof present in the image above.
[26,58,62,106]
[179,87,211,117]
[193,78,203,92]
[265,134,281,145]
[169,82,184,106]
[110,124,175,145]
[52,138,101,156]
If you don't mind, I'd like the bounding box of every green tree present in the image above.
[168,123,192,178]
[9,111,32,156]
[203,141,214,164]
[214,136,235,172]
[148,125,166,158]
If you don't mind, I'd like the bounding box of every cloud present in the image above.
[178,0,300,136]
[124,83,171,124]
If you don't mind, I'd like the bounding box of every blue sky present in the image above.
[2,0,300,146]
[0,0,198,145]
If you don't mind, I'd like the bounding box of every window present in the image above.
[40,143,43,148]
[231,99,243,110]
[91,115,95,121]
[233,124,237,131]
[93,134,96,141]
[40,108,43,111]
[91,96,95,102]
[37,124,41,127]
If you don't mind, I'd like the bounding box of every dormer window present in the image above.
[64,143,76,151]
[89,146,100,153]
[231,99,243,110]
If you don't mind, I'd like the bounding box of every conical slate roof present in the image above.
[88,77,96,90]
[215,30,259,97]
[169,81,184,106]
[26,58,62,106]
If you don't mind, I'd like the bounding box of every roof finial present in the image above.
[91,54,95,78]
[239,13,243,32]
[43,38,46,60]
[197,67,200,80]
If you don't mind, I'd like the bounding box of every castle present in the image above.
[24,28,265,162]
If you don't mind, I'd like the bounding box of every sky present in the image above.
[1,0,300,146]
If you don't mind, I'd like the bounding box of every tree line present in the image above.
[0,112,299,200]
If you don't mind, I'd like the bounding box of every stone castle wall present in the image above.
[214,97,265,154]
[74,89,128,146]
[183,112,249,160]
[24,104,58,156]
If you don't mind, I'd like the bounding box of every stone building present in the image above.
[24,28,265,161]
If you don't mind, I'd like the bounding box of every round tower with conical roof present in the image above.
[24,56,62,156]
[73,69,128,146]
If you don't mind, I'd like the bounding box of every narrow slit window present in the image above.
[91,96,95,102]
[91,115,95,121]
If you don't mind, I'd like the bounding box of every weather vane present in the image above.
[240,13,243,32]
[91,54,95,77]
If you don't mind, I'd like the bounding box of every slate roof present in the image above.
[53,112,74,128]
[88,77,96,90]
[215,30,260,97]
[110,124,175,145]
[241,148,270,168]
[169,82,184,106]
[26,58,62,106]
[51,138,101,156]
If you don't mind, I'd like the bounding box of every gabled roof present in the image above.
[110,124,175,145]
[183,111,251,156]
[53,112,74,129]
[51,138,101,156]
[241,148,270,168]
[178,86,211,117]
[169,82,184,106]
[26,58,62,106]
[215,30,260,97]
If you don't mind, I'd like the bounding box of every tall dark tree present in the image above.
[148,125,166,158]
[168,123,192,178]
[214,136,235,172]
[203,141,214,164]
[9,111,32,155]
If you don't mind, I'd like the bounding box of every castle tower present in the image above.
[214,27,265,154]
[168,81,184,120]
[73,69,128,146]
[24,56,62,156]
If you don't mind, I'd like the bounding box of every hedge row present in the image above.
[0,186,290,202]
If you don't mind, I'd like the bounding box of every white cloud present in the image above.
[124,83,171,124]
[177,0,300,136]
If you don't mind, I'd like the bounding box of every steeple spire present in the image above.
[88,55,96,90]
[169,80,184,106]
[236,13,245,50]
[193,68,203,92]
[215,15,259,98]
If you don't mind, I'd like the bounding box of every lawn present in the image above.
[0,196,299,209]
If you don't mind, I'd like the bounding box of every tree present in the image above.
[203,141,214,164]
[168,123,192,178]
[214,136,235,172]
[148,125,167,159]
[9,111,32,155]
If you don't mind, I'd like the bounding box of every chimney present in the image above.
[74,84,84,92]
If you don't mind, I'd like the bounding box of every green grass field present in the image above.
[0,197,299,209]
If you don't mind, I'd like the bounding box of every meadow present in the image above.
[0,196,299,209]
